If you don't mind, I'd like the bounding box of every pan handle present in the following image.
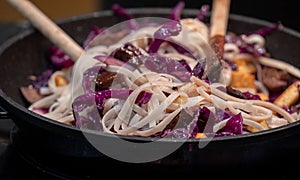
[0,106,9,119]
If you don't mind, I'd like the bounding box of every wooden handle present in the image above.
[209,0,231,60]
[6,0,84,61]
[210,0,231,37]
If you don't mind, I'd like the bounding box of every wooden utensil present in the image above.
[6,0,84,61]
[209,0,231,60]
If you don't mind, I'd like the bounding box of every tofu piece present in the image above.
[274,81,300,108]
[230,71,256,89]
[195,133,207,138]
[257,93,269,101]
[234,58,256,74]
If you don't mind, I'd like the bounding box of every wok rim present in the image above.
[1,8,300,144]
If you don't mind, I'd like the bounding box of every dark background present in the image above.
[102,0,300,32]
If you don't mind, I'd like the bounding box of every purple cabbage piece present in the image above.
[216,113,243,136]
[169,1,185,21]
[112,3,137,29]
[162,108,199,139]
[143,54,191,82]
[242,91,261,100]
[74,106,102,131]
[178,59,192,72]
[248,22,282,37]
[225,34,267,57]
[82,66,106,93]
[196,4,210,21]
[73,89,152,129]
[47,46,74,68]
[93,55,135,71]
[32,69,53,89]
[191,60,206,79]
[83,26,103,48]
[148,20,182,53]
[72,89,152,113]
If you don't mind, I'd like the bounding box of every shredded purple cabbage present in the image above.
[191,60,206,79]
[162,109,199,139]
[83,26,103,48]
[148,20,182,53]
[82,66,106,93]
[32,69,53,89]
[248,22,282,37]
[196,4,210,21]
[93,55,135,71]
[46,46,74,68]
[225,34,267,57]
[111,3,137,29]
[143,54,191,82]
[73,89,152,113]
[216,113,243,136]
[243,91,261,100]
[169,1,185,21]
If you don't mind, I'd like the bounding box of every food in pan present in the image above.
[20,2,300,138]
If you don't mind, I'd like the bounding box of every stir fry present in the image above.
[21,2,300,139]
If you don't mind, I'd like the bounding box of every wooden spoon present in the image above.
[209,0,231,60]
[6,0,84,61]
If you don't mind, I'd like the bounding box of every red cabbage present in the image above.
[242,91,261,100]
[143,54,191,82]
[47,46,74,68]
[161,109,199,139]
[225,34,267,57]
[32,69,53,89]
[83,26,103,48]
[148,21,182,53]
[111,3,137,29]
[216,113,243,136]
[82,66,106,93]
[93,55,135,71]
[248,22,282,37]
[169,1,185,21]
[191,60,206,79]
[72,89,152,113]
[196,4,210,22]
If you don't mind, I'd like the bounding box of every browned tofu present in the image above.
[274,81,300,108]
[230,71,256,89]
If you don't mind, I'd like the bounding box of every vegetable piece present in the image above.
[83,26,103,48]
[72,89,152,113]
[248,22,282,37]
[148,20,182,53]
[31,69,53,89]
[169,1,185,21]
[111,3,137,29]
[161,109,199,139]
[274,81,300,108]
[47,46,74,68]
[93,55,135,71]
[143,54,191,82]
[196,4,210,22]
[216,113,243,136]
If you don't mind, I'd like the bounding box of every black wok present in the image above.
[0,8,300,177]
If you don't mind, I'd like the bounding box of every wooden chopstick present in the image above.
[6,0,84,61]
[209,0,231,60]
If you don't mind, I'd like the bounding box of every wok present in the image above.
[0,8,300,176]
